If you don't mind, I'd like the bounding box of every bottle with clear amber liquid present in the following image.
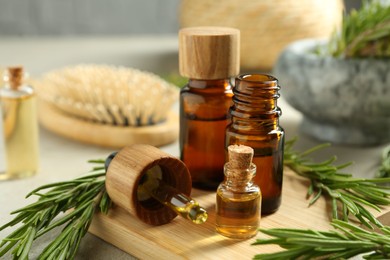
[179,26,240,189]
[216,145,261,239]
[225,74,285,214]
[0,66,39,179]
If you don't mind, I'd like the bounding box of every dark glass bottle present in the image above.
[179,26,240,190]
[180,79,233,189]
[225,74,285,214]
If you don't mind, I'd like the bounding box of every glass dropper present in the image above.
[105,152,208,224]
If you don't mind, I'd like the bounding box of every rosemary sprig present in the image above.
[0,159,111,259]
[377,145,390,178]
[253,219,390,260]
[284,138,390,228]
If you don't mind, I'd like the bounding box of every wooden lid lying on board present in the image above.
[179,26,240,80]
[105,144,192,225]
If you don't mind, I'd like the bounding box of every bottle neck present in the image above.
[187,78,232,92]
[230,74,281,131]
[223,162,256,190]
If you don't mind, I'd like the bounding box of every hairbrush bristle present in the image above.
[36,64,179,126]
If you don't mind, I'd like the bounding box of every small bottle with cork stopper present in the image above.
[0,66,39,179]
[178,26,240,190]
[216,144,261,239]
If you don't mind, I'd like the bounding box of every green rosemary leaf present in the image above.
[308,188,322,206]
[252,238,286,246]
[99,190,112,214]
[258,228,329,240]
[355,204,383,228]
[306,181,314,197]
[341,191,382,210]
[325,182,359,189]
[88,159,105,164]
[288,237,376,248]
[332,198,338,220]
[0,240,17,256]
[377,145,390,178]
[304,156,337,167]
[298,143,331,157]
[253,247,313,260]
[327,248,368,260]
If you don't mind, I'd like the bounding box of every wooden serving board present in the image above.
[88,169,390,259]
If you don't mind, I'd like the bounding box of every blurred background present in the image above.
[0,0,360,36]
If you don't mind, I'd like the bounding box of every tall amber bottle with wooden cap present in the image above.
[179,26,240,190]
[0,66,39,179]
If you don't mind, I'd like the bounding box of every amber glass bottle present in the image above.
[225,74,284,214]
[179,27,240,190]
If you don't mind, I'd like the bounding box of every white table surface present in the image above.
[0,36,388,259]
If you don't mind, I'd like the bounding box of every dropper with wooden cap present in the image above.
[105,144,208,225]
[179,26,240,190]
[216,144,261,239]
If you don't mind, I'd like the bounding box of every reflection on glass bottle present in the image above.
[0,66,39,179]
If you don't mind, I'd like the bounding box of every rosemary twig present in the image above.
[0,160,111,259]
[253,219,390,260]
[284,138,390,228]
[377,145,390,178]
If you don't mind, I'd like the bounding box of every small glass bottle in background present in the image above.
[0,66,39,179]
[178,26,240,190]
[225,74,285,214]
[216,144,261,239]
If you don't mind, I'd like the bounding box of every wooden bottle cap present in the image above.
[105,144,192,225]
[179,26,240,80]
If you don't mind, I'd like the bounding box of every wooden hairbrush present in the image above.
[35,64,179,148]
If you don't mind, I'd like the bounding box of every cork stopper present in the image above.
[179,26,240,80]
[228,145,254,170]
[6,66,24,90]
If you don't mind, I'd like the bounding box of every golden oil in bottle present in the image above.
[0,67,39,179]
[216,145,261,239]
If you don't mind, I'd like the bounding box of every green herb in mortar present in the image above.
[324,1,390,58]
